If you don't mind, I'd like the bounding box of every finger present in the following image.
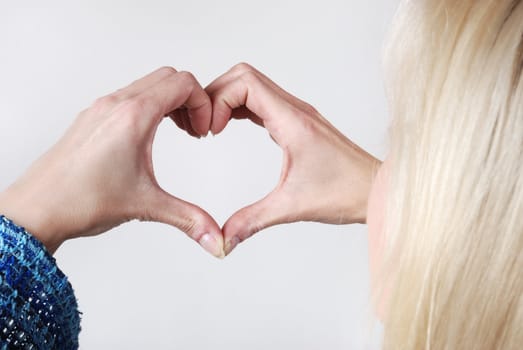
[208,105,264,127]
[230,107,265,127]
[208,69,294,137]
[206,64,262,134]
[206,63,308,123]
[168,108,200,138]
[206,63,287,103]
[205,66,245,105]
[221,190,294,256]
[168,111,187,131]
[181,113,200,138]
[143,188,225,258]
[132,71,212,135]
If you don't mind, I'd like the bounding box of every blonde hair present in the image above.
[378,0,523,349]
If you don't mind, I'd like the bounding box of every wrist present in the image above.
[342,141,382,225]
[354,156,382,225]
[0,186,64,254]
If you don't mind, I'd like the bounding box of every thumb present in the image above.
[142,188,225,258]
[222,190,294,256]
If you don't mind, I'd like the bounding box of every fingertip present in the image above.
[222,214,254,256]
[210,123,226,136]
[180,114,199,138]
[187,106,211,137]
[209,125,222,137]
[169,112,186,132]
[199,232,225,259]
[223,236,240,256]
[222,193,287,255]
[210,105,230,135]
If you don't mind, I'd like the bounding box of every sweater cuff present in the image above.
[0,215,80,349]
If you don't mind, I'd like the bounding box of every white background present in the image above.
[0,1,396,348]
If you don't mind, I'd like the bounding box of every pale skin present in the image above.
[204,63,382,254]
[0,67,225,256]
[0,64,384,272]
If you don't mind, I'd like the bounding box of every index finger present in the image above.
[134,71,212,136]
[206,68,293,137]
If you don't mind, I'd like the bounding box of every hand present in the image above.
[204,63,381,255]
[0,67,225,257]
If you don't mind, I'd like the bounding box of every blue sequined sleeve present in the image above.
[0,216,80,349]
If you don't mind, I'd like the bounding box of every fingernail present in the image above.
[199,233,225,259]
[224,236,241,256]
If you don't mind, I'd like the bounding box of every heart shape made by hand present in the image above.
[0,64,377,258]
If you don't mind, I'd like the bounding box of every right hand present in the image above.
[0,67,225,257]
[202,63,381,255]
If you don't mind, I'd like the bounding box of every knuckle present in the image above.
[295,109,318,136]
[158,66,177,75]
[178,214,201,239]
[239,70,260,85]
[177,70,197,85]
[303,102,320,116]
[291,105,308,120]
[91,94,120,111]
[231,62,255,75]
[246,221,261,238]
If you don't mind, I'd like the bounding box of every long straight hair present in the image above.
[379,0,523,348]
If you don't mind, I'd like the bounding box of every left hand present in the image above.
[0,67,224,257]
[201,63,380,255]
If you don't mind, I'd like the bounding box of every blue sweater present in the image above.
[0,216,80,349]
